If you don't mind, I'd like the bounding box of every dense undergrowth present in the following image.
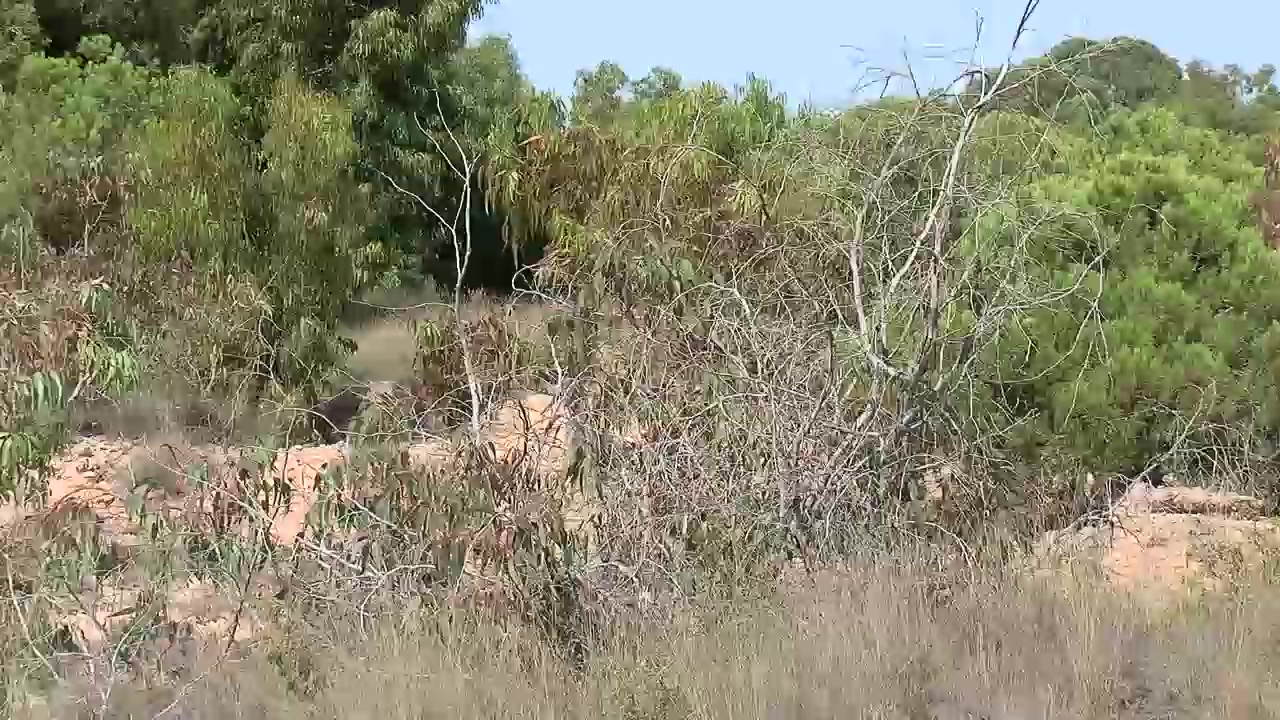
[6,0,1280,714]
[12,553,1280,720]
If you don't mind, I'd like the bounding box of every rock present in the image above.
[14,388,657,675]
[1033,481,1280,600]
[1116,482,1265,519]
[479,391,577,484]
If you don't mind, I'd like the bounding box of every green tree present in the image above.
[30,0,201,65]
[435,33,559,289]
[973,36,1182,124]
[571,60,628,125]
[1247,64,1278,99]
[978,106,1280,478]
[17,0,527,292]
[1,35,159,255]
[0,0,44,86]
[631,66,681,102]
[124,66,249,271]
[1172,59,1280,136]
[258,72,376,389]
[1045,36,1182,108]
[446,34,527,138]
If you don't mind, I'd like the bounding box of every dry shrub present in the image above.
[15,547,1280,720]
[68,381,227,442]
[396,293,592,437]
[30,173,131,257]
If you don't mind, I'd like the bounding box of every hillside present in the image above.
[7,0,1280,716]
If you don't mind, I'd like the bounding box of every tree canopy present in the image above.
[5,7,1280,500]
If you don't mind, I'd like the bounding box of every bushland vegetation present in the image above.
[6,0,1280,715]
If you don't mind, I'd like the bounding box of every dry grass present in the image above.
[341,315,423,385]
[9,549,1280,720]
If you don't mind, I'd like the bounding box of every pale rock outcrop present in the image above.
[1033,481,1280,599]
[4,389,654,673]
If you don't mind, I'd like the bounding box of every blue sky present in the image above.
[471,0,1280,108]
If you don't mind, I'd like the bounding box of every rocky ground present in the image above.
[5,397,1279,690]
[1032,481,1280,599]
[0,391,615,671]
